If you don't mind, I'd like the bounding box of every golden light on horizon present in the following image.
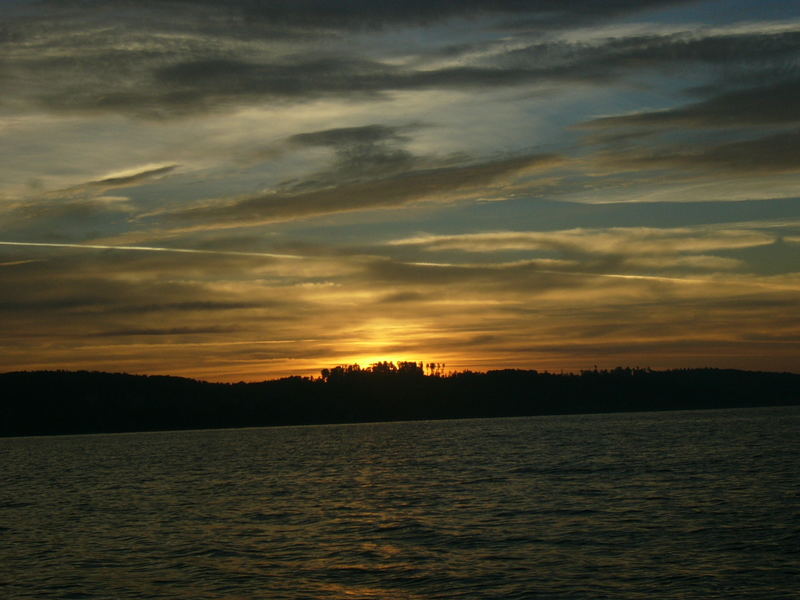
[333,319,426,366]
[2,1,799,382]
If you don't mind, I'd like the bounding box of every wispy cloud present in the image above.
[85,164,179,189]
[388,225,775,256]
[581,79,800,130]
[149,153,563,230]
[3,0,800,379]
[6,3,797,119]
[595,129,800,175]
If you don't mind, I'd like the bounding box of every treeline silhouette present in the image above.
[1,362,799,436]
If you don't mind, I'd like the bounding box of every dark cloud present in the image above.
[145,30,800,114]
[156,152,562,229]
[0,199,133,244]
[288,124,408,148]
[488,30,800,77]
[12,2,797,119]
[582,79,800,129]
[120,57,568,117]
[54,30,799,118]
[153,56,391,101]
[26,55,418,117]
[286,124,419,183]
[0,251,307,361]
[0,296,108,312]
[583,30,800,70]
[56,1,692,32]
[604,129,800,174]
[104,301,269,315]
[377,291,431,304]
[89,326,239,337]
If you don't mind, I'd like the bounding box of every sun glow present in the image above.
[341,355,425,370]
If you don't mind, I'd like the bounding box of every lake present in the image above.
[2,406,798,599]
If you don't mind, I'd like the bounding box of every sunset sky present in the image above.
[2,0,799,381]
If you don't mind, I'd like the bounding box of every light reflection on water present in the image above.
[2,407,798,599]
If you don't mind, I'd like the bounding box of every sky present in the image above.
[1,0,799,381]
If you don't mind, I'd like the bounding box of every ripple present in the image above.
[2,407,798,599]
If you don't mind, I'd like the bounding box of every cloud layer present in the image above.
[2,0,799,379]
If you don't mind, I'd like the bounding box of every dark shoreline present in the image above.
[2,367,799,437]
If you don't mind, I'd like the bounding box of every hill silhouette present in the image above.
[1,363,798,436]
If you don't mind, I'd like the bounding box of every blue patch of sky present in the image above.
[726,237,800,275]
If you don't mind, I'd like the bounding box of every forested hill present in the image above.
[2,366,799,437]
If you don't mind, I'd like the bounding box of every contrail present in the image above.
[407,261,800,290]
[0,240,303,260]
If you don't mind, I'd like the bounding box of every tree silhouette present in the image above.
[1,366,798,436]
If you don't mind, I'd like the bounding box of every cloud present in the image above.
[86,164,179,189]
[582,79,800,129]
[599,129,800,174]
[285,123,421,183]
[38,164,179,203]
[52,1,690,33]
[0,240,302,261]
[575,78,800,191]
[3,1,800,381]
[0,249,317,353]
[0,163,181,241]
[288,124,409,147]
[43,31,800,118]
[88,326,239,337]
[3,226,799,380]
[486,29,800,84]
[389,226,775,256]
[358,256,673,293]
[384,224,787,276]
[7,2,797,119]
[0,198,134,243]
[625,254,742,271]
[151,152,563,229]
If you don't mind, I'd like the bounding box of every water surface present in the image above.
[2,407,798,599]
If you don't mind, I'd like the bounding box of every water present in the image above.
[2,407,798,599]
